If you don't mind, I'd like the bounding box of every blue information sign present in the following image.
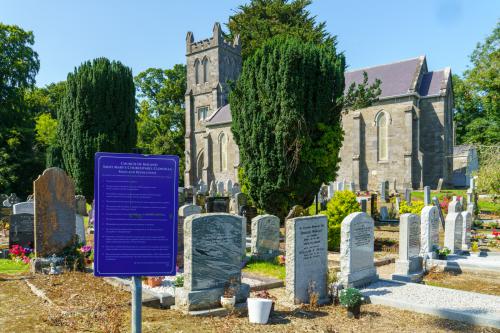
[94,153,179,277]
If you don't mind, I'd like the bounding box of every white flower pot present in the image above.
[247,298,273,324]
[220,296,236,310]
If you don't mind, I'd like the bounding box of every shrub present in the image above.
[399,200,425,215]
[324,191,360,251]
[339,288,364,307]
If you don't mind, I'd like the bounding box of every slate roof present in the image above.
[206,104,232,126]
[344,56,423,98]
[419,70,445,96]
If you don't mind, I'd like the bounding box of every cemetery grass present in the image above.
[0,258,29,274]
[243,257,285,280]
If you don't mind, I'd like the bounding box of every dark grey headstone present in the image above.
[205,197,229,213]
[9,213,34,248]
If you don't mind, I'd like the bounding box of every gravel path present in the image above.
[362,279,500,327]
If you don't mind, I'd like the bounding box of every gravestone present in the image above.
[380,181,388,202]
[3,194,19,207]
[185,187,194,205]
[13,201,34,215]
[348,182,355,192]
[235,192,247,215]
[444,212,463,254]
[177,204,202,268]
[391,178,397,193]
[461,211,472,251]
[328,182,335,199]
[27,194,34,202]
[232,183,241,196]
[75,195,87,216]
[448,199,462,214]
[195,192,206,208]
[251,215,280,260]
[339,212,378,288]
[197,180,207,194]
[379,206,389,220]
[9,213,34,248]
[436,178,443,192]
[285,205,305,222]
[205,197,229,213]
[360,199,367,213]
[404,188,412,204]
[432,197,445,229]
[175,213,249,311]
[337,181,344,191]
[392,214,423,282]
[217,181,224,195]
[75,214,86,244]
[395,196,401,213]
[370,194,377,218]
[33,168,76,257]
[241,206,257,233]
[420,206,440,259]
[209,181,216,197]
[225,179,232,196]
[178,187,186,206]
[423,186,431,206]
[89,200,95,229]
[286,215,328,304]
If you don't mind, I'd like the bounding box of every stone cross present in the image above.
[34,168,76,257]
[432,196,445,229]
[251,215,280,260]
[461,211,472,251]
[423,186,431,206]
[444,212,463,254]
[393,214,423,282]
[420,206,440,259]
[339,212,378,288]
[175,213,250,311]
[286,215,328,304]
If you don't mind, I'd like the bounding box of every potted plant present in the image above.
[254,290,277,313]
[220,277,237,310]
[339,288,364,319]
[435,247,451,260]
[173,275,184,288]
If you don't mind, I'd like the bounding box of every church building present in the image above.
[184,23,454,191]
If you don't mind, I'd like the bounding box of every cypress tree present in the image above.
[58,58,137,201]
[230,36,345,219]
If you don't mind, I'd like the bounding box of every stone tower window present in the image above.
[219,132,228,171]
[194,59,200,84]
[202,57,209,83]
[376,111,389,161]
[198,106,209,121]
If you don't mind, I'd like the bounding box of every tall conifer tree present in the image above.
[58,58,136,200]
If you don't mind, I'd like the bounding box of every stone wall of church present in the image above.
[206,124,239,184]
[337,97,418,191]
[419,92,453,188]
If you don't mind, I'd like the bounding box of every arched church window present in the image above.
[376,112,389,161]
[202,57,208,83]
[194,59,200,84]
[197,151,204,181]
[219,133,228,171]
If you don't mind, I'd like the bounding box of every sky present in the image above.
[1,0,499,87]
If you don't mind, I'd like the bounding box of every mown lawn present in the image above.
[412,190,499,214]
[0,258,29,274]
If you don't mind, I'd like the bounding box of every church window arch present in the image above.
[196,150,204,181]
[219,132,228,171]
[194,59,200,84]
[202,57,209,83]
[376,111,389,161]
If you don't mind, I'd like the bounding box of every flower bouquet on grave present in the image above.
[145,276,164,288]
[339,288,364,319]
[276,255,286,266]
[254,289,277,314]
[78,245,93,265]
[435,247,451,260]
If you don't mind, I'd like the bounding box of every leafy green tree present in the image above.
[343,71,382,113]
[134,65,186,181]
[227,0,335,59]
[453,21,499,144]
[35,113,58,146]
[58,58,137,200]
[0,23,43,197]
[230,36,345,219]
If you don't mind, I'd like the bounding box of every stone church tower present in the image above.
[184,23,241,188]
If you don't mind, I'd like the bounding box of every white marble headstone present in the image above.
[13,202,34,215]
[461,211,472,251]
[420,205,439,258]
[444,212,463,254]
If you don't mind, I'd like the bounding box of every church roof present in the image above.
[345,56,424,98]
[418,69,450,96]
[206,104,232,126]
